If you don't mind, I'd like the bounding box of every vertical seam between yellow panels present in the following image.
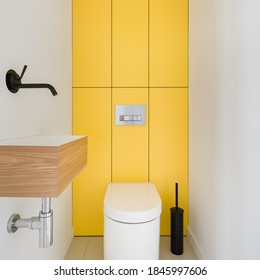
[71,0,74,227]
[148,0,150,182]
[111,0,113,182]
[187,0,189,227]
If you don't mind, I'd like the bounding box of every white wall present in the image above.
[189,0,260,259]
[0,0,72,259]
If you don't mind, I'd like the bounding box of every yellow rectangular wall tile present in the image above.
[112,0,148,87]
[112,88,148,181]
[73,0,111,87]
[150,88,188,235]
[150,0,188,87]
[73,88,111,235]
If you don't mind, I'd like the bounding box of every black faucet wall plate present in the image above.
[6,69,22,94]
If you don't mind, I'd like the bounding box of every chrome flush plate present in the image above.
[115,105,146,126]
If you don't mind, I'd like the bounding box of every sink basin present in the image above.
[0,135,87,197]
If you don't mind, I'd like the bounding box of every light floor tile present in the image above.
[64,237,89,260]
[65,236,197,260]
[160,236,197,260]
[83,236,104,260]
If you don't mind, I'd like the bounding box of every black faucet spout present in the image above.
[19,83,58,96]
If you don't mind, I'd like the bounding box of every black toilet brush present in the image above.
[170,182,184,255]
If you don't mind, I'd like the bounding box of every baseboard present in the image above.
[187,226,207,260]
[56,227,74,260]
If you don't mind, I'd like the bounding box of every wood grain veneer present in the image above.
[0,136,87,197]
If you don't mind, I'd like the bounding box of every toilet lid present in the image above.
[104,182,162,223]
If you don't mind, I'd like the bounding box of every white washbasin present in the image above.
[0,135,84,146]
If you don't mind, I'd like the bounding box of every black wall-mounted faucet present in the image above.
[6,65,58,96]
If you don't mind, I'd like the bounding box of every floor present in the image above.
[65,236,198,260]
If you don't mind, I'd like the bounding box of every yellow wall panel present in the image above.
[112,89,148,181]
[112,0,148,87]
[72,0,189,237]
[73,88,111,235]
[73,0,111,87]
[150,88,188,235]
[150,0,188,87]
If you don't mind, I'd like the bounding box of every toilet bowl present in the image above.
[104,182,162,260]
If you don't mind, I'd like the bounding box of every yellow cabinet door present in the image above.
[73,88,111,235]
[73,0,111,87]
[112,0,148,87]
[112,88,148,182]
[150,0,188,87]
[150,88,188,235]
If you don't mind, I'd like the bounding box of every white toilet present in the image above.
[104,182,162,260]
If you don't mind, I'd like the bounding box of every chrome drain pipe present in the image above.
[39,198,53,248]
[7,198,53,248]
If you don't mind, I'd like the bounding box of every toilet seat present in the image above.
[104,182,162,224]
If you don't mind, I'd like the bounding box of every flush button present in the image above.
[116,105,146,126]
[119,115,142,122]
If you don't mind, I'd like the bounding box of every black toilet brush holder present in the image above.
[170,182,184,255]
